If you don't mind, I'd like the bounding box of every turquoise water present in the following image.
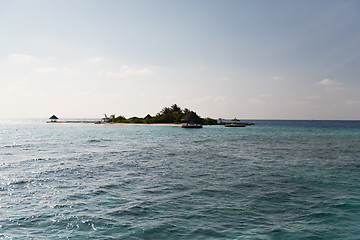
[1,120,360,239]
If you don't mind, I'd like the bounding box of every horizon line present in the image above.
[1,117,360,121]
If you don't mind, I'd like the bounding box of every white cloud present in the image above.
[326,86,344,92]
[120,65,153,76]
[62,67,77,75]
[7,54,54,64]
[248,98,266,104]
[97,65,154,78]
[317,78,343,92]
[8,54,36,63]
[345,100,360,105]
[317,78,341,86]
[32,67,57,73]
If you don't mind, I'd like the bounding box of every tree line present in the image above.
[101,104,217,125]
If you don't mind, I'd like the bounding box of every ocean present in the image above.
[1,120,360,239]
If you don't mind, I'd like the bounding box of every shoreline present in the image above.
[47,121,181,126]
[101,122,180,126]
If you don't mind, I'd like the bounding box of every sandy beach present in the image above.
[48,121,180,127]
[100,122,180,127]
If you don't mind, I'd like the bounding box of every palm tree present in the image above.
[110,114,115,122]
[160,107,171,115]
[171,104,181,113]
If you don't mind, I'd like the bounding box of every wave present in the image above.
[7,179,33,185]
[2,143,31,148]
[87,139,112,143]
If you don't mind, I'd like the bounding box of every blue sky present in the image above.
[1,0,360,119]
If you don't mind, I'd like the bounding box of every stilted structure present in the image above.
[181,112,203,128]
[225,118,246,127]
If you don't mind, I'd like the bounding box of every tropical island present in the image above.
[99,104,218,125]
[48,104,254,127]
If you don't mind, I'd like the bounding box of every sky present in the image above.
[1,0,360,120]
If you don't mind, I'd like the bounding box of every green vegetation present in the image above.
[103,104,217,125]
[203,117,218,125]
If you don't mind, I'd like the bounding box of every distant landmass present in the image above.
[100,104,218,125]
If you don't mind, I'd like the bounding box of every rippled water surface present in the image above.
[1,120,360,239]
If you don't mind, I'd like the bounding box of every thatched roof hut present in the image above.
[181,112,202,123]
[181,112,203,128]
[49,115,58,122]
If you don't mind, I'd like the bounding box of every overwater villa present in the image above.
[181,112,203,128]
[49,115,59,122]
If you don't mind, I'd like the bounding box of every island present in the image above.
[47,104,254,127]
[99,104,218,125]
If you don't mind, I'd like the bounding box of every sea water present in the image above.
[1,120,360,239]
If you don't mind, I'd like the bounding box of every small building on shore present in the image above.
[144,114,152,123]
[181,112,203,128]
[49,115,59,122]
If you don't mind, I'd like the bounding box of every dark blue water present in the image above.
[1,120,360,239]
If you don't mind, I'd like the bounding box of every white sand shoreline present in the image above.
[101,122,180,127]
[47,121,180,126]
